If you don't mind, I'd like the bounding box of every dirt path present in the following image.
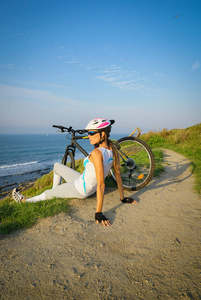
[0,149,201,300]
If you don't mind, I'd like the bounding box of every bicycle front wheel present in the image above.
[62,151,75,169]
[110,137,155,191]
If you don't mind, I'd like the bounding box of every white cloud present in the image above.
[0,63,33,72]
[26,81,67,89]
[192,61,200,71]
[0,84,78,105]
[56,49,147,91]
[0,83,200,134]
[65,58,79,64]
[95,65,146,90]
[153,72,165,78]
[111,80,144,90]
[96,75,117,82]
[0,84,151,133]
[0,84,91,133]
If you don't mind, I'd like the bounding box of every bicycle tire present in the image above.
[110,137,155,191]
[62,151,75,170]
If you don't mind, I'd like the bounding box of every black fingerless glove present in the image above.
[95,212,108,223]
[121,197,134,203]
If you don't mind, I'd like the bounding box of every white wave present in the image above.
[0,161,39,170]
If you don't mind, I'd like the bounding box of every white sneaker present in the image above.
[12,188,26,203]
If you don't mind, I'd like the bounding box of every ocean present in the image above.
[0,133,125,198]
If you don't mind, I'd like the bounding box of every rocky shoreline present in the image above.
[0,167,52,199]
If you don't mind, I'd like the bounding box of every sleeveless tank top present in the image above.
[74,147,113,197]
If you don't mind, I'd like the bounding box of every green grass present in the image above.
[152,149,164,176]
[0,197,69,234]
[0,171,70,234]
[141,123,201,194]
[23,171,53,198]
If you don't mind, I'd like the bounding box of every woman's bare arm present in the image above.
[90,149,111,226]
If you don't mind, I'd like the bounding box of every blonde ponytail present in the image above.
[108,139,120,172]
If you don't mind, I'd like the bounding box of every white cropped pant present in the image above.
[26,163,86,203]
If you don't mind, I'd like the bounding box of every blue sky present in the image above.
[0,0,200,134]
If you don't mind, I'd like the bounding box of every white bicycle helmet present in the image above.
[85,118,115,131]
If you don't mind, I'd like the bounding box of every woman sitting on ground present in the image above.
[13,118,136,227]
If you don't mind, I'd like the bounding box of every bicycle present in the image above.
[53,125,155,191]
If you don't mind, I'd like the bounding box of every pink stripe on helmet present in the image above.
[97,122,110,128]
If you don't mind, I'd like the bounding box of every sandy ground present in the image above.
[0,149,201,300]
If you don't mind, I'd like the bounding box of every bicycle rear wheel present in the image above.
[62,151,75,170]
[110,137,155,191]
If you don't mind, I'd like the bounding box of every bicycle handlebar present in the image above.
[52,125,86,135]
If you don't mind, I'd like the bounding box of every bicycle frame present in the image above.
[53,124,155,191]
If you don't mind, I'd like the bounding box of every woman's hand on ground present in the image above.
[99,219,111,227]
[121,197,138,204]
[95,212,111,227]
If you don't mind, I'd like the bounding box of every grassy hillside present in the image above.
[1,123,200,234]
[141,123,201,194]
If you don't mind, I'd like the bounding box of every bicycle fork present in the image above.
[62,145,76,164]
